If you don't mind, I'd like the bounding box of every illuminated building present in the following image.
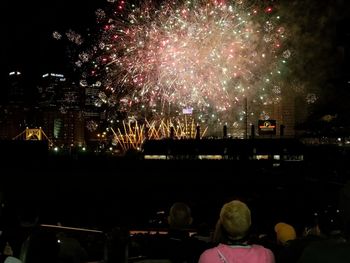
[8,71,25,105]
[37,73,67,108]
[83,82,105,145]
[247,93,297,138]
[41,110,85,148]
[37,73,85,147]
[0,71,28,139]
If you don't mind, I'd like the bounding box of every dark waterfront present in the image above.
[1,140,349,232]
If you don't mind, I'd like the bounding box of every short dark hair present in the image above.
[168,202,192,229]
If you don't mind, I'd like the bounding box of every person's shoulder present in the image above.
[198,246,220,263]
[251,244,271,249]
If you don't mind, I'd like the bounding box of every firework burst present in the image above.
[66,0,292,134]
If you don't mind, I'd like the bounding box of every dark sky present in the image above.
[2,0,104,79]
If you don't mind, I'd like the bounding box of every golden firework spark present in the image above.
[111,117,208,152]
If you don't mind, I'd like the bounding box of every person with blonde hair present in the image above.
[199,200,275,263]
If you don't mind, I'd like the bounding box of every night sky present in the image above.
[1,0,350,108]
[3,0,349,72]
[2,0,103,80]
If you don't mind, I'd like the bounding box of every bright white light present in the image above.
[9,71,21,76]
[50,73,65,78]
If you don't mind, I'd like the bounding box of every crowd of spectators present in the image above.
[1,179,350,263]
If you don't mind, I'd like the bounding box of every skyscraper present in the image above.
[8,71,25,105]
[37,73,85,147]
[0,71,28,139]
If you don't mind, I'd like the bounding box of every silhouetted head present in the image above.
[168,202,193,229]
[104,227,129,263]
[18,206,39,228]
